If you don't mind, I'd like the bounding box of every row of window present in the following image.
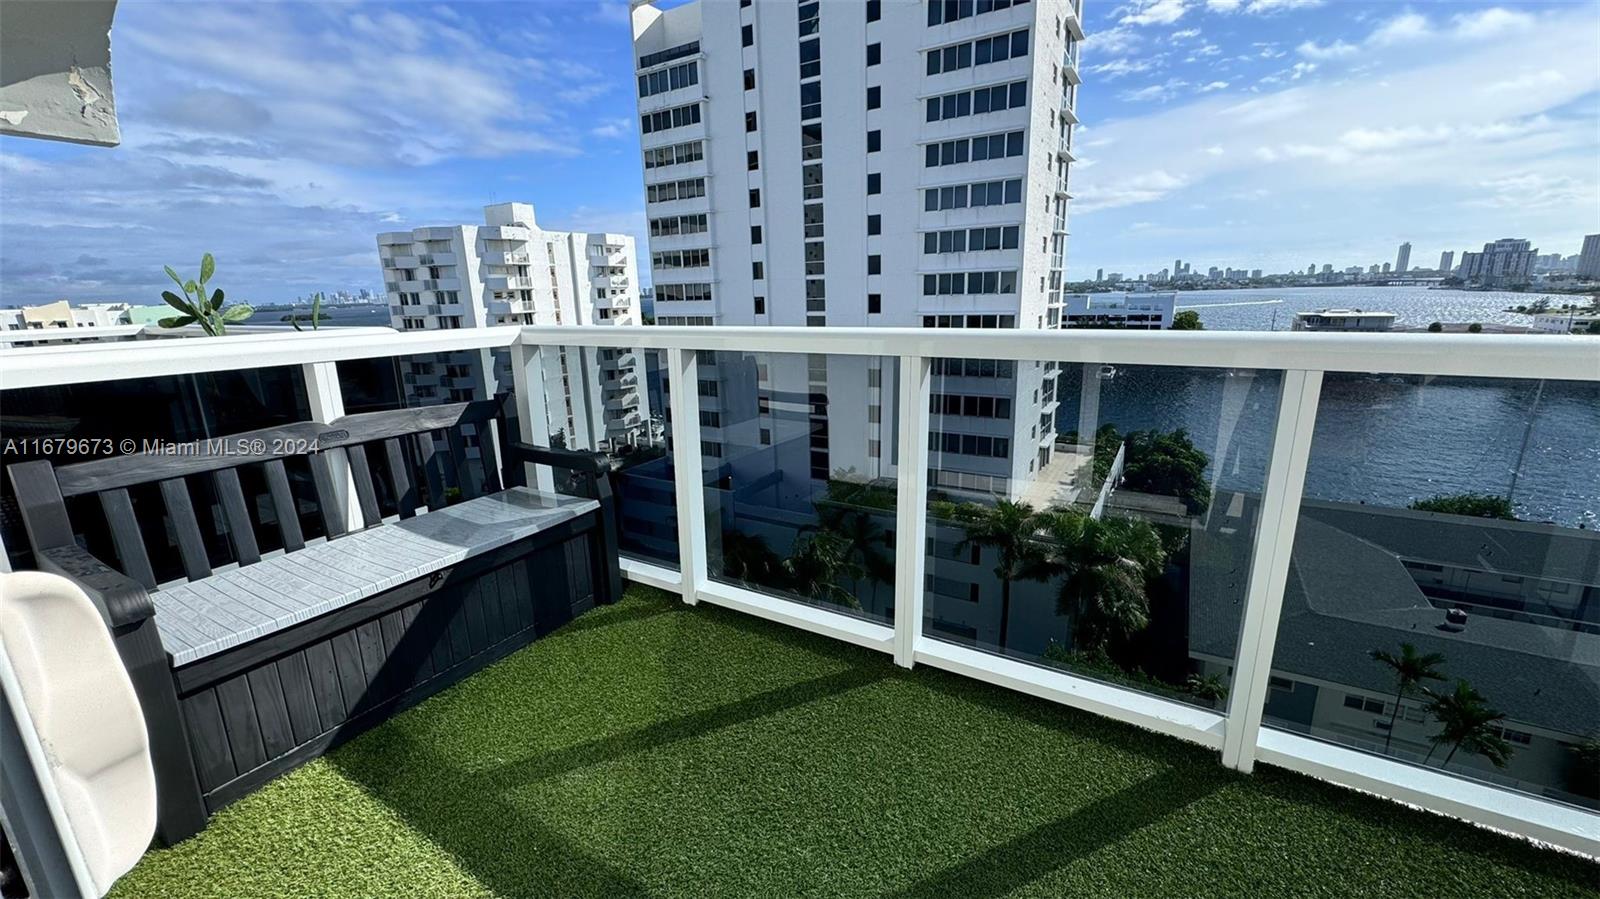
[923,313,1019,328]
[922,270,1019,296]
[645,177,706,204]
[924,178,1023,211]
[638,61,698,98]
[640,103,701,135]
[931,393,1013,419]
[936,432,1012,458]
[638,41,698,70]
[926,28,1030,75]
[927,80,1028,123]
[648,213,708,237]
[643,140,703,170]
[925,130,1024,168]
[932,357,1017,378]
[652,248,710,269]
[924,225,1021,254]
[656,283,714,303]
[927,0,1030,27]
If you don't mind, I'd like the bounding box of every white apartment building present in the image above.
[376,202,650,450]
[632,0,1084,498]
[0,301,148,345]
[1291,309,1397,333]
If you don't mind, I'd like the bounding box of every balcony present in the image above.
[484,251,531,266]
[486,274,535,291]
[0,326,1596,897]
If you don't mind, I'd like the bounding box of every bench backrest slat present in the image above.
[416,432,445,510]
[445,427,476,501]
[99,488,158,590]
[261,459,305,553]
[211,469,260,566]
[383,438,418,519]
[345,444,383,529]
[159,478,212,581]
[307,450,350,538]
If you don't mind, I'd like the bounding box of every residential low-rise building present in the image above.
[1292,309,1396,332]
[1059,292,1175,330]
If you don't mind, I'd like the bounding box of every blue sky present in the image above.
[0,0,1596,304]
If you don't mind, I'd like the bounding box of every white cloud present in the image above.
[1486,69,1566,93]
[1209,0,1322,13]
[1367,12,1430,46]
[1296,39,1358,60]
[1076,170,1189,212]
[1088,58,1157,79]
[1205,0,1241,10]
[1451,7,1536,39]
[1171,28,1202,40]
[1199,81,1230,92]
[1121,0,1190,27]
[1084,25,1143,56]
[1121,79,1190,103]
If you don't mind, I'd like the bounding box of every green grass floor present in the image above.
[114,587,1598,898]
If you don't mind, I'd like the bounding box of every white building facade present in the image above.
[377,202,650,450]
[632,0,1085,497]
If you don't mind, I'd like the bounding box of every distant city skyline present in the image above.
[0,0,1595,304]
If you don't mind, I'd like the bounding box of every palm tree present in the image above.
[720,530,783,589]
[1369,643,1447,754]
[948,500,1049,650]
[1423,680,1514,770]
[783,530,864,609]
[1035,509,1165,655]
[1184,673,1229,708]
[812,506,894,608]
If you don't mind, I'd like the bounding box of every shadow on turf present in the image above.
[331,659,888,897]
[887,766,1225,899]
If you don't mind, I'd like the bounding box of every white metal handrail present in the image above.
[521,325,1600,382]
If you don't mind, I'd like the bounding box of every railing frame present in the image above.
[1,324,1595,856]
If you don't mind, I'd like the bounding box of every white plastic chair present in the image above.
[0,571,156,897]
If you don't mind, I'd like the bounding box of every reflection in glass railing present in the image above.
[923,360,1285,711]
[698,351,898,625]
[1265,374,1599,811]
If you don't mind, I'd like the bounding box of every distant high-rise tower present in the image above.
[1578,234,1600,279]
[1395,242,1411,273]
[1439,250,1454,273]
[1460,238,1538,287]
[1095,267,1104,282]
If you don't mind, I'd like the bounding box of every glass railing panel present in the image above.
[922,358,1284,710]
[535,344,675,569]
[698,350,898,625]
[1264,373,1599,810]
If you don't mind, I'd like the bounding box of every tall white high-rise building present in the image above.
[377,202,651,450]
[1578,234,1600,280]
[632,0,1084,497]
[1459,238,1538,288]
[1395,241,1411,273]
[1439,250,1454,273]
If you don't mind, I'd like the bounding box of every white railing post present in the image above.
[1221,368,1324,772]
[892,355,932,668]
[667,348,708,604]
[509,340,554,492]
[301,361,363,528]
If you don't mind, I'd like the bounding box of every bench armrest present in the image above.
[35,545,155,630]
[505,441,618,475]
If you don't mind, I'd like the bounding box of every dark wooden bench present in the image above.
[7,398,622,844]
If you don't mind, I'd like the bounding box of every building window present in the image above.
[868,255,882,275]
[742,23,753,47]
[745,111,758,132]
[867,214,881,235]
[866,0,881,22]
[754,296,765,314]
[866,85,881,110]
[751,225,763,244]
[867,130,881,152]
[867,172,881,194]
[744,68,756,90]
[867,43,881,66]
[752,261,765,279]
[868,293,882,314]
[748,149,760,170]
[749,188,761,208]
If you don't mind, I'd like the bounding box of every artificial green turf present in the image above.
[114,587,1599,898]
